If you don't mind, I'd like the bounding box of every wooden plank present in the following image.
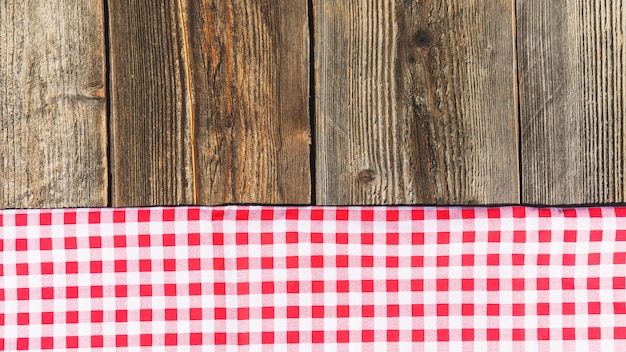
[0,1,107,208]
[109,0,311,206]
[518,1,626,204]
[108,0,195,206]
[184,0,311,204]
[314,1,519,205]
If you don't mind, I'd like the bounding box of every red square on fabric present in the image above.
[39,212,52,225]
[163,234,176,246]
[113,210,125,223]
[215,308,227,320]
[336,209,349,220]
[117,335,129,347]
[42,312,54,324]
[591,230,603,241]
[312,306,325,318]
[188,233,200,245]
[588,327,602,339]
[40,337,53,349]
[65,237,77,249]
[262,307,274,319]
[563,328,576,340]
[189,332,202,346]
[311,209,324,220]
[215,333,227,345]
[312,331,325,343]
[114,236,126,248]
[41,287,55,300]
[165,309,177,321]
[337,330,350,343]
[287,306,300,318]
[286,256,298,268]
[262,332,274,344]
[140,334,152,346]
[237,308,248,320]
[563,303,575,315]
[63,212,76,224]
[15,214,28,226]
[362,305,375,317]
[487,208,500,218]
[66,286,78,298]
[92,335,104,348]
[138,209,151,222]
[139,235,151,247]
[338,305,350,317]
[67,311,79,323]
[188,208,200,220]
[588,302,601,314]
[238,333,250,345]
[15,238,27,251]
[39,238,52,250]
[564,230,577,242]
[336,280,349,293]
[437,329,449,341]
[386,209,399,221]
[163,209,176,221]
[66,337,78,348]
[413,330,425,342]
[41,263,54,275]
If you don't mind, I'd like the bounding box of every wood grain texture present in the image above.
[108,0,195,206]
[314,0,519,205]
[0,1,107,208]
[518,0,626,204]
[183,0,311,204]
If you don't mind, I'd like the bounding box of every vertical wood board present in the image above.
[314,0,519,205]
[184,0,311,204]
[0,1,108,208]
[518,0,626,204]
[108,0,195,206]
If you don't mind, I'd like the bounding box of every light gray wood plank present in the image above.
[314,0,519,205]
[518,0,626,204]
[0,1,108,208]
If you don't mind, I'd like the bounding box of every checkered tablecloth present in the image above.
[1,206,626,351]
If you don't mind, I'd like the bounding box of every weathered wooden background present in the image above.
[0,0,624,208]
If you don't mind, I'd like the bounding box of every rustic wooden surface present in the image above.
[108,0,195,206]
[109,0,310,206]
[518,0,626,204]
[314,0,519,205]
[1,1,625,208]
[184,0,311,205]
[0,1,107,208]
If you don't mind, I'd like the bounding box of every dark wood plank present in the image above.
[314,1,519,205]
[0,1,107,208]
[518,0,626,204]
[108,0,195,206]
[109,0,311,206]
[184,0,311,204]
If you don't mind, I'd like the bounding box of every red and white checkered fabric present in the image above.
[1,206,626,351]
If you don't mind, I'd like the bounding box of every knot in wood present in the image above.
[358,169,376,184]
[224,117,234,129]
[413,29,432,47]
